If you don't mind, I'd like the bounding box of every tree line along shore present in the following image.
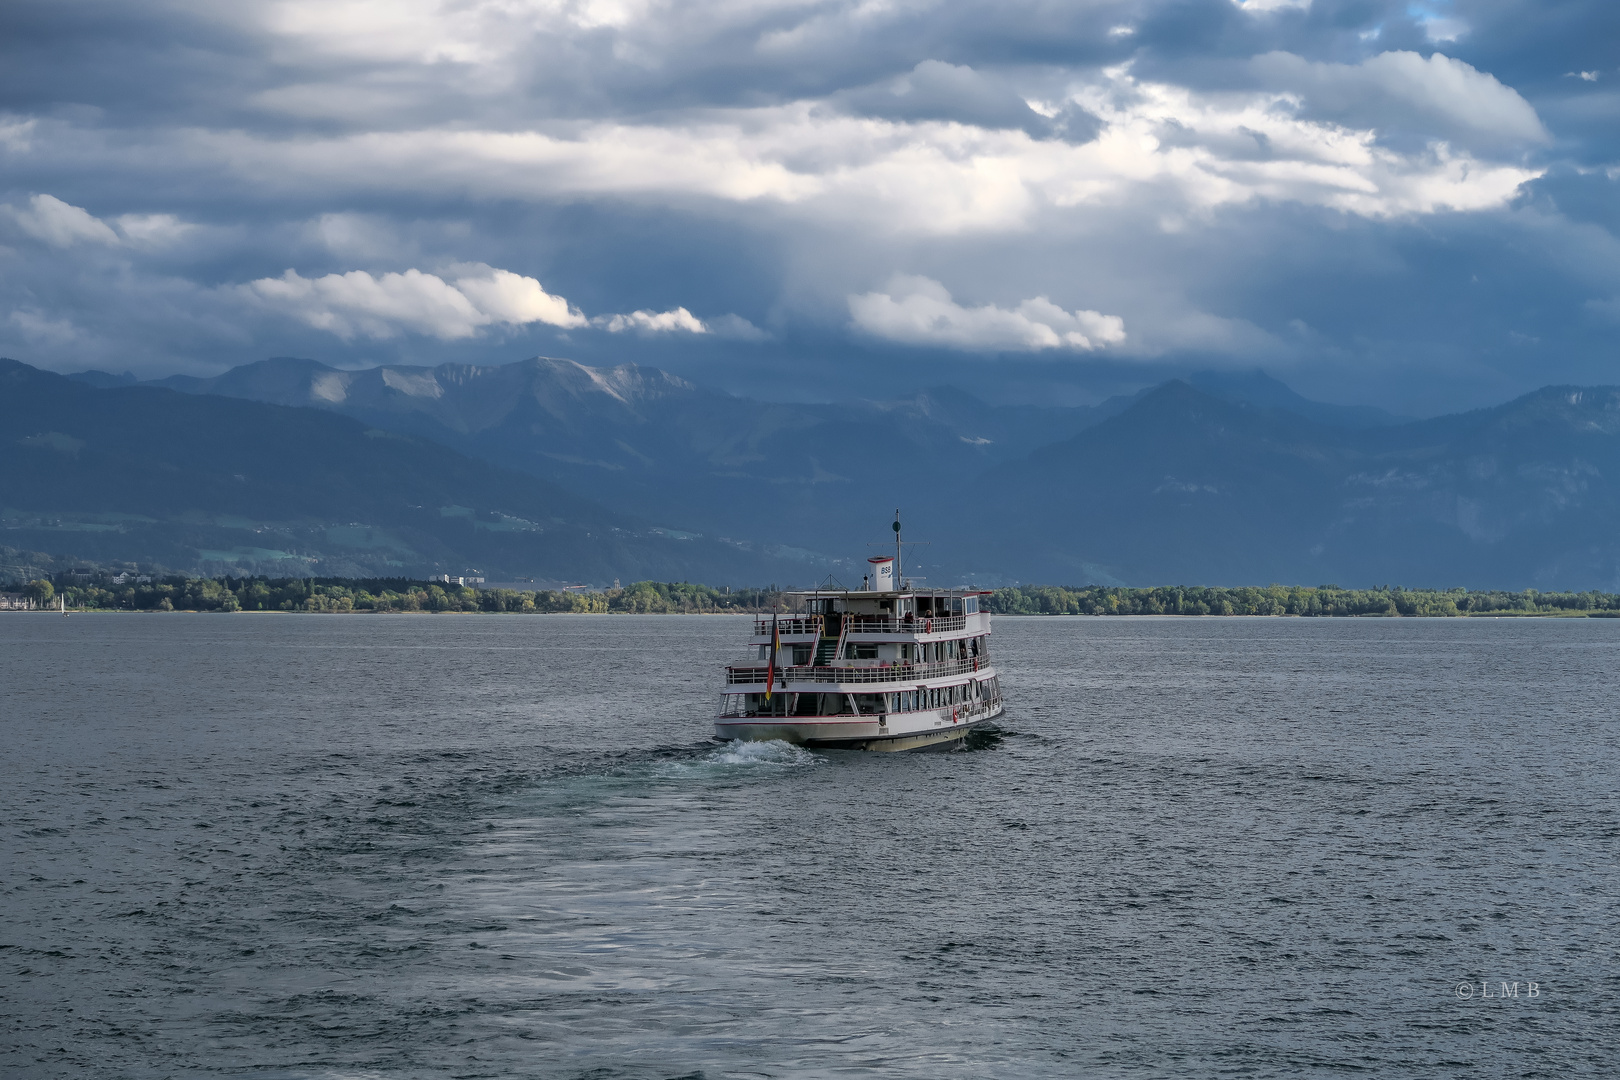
[5,575,1620,617]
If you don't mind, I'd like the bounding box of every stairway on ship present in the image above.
[813,616,842,666]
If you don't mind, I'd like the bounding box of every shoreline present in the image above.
[10,609,1619,619]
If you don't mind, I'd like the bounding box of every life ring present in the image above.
[925,618,932,633]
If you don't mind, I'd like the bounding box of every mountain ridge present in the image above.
[41,356,1620,589]
[1,359,840,583]
[976,379,1620,589]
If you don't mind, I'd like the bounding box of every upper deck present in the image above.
[760,588,990,634]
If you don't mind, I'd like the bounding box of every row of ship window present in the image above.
[758,635,989,664]
[721,676,1002,719]
[806,595,980,616]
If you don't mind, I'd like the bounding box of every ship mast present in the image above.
[893,510,902,587]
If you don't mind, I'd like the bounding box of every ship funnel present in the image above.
[868,556,895,591]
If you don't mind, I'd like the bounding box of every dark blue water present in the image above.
[3,614,1618,1078]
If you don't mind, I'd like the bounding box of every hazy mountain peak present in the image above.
[1184,369,1408,429]
[518,355,698,408]
[62,368,140,388]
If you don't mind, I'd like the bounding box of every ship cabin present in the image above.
[720,585,1001,721]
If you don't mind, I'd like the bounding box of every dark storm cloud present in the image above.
[0,0,1616,412]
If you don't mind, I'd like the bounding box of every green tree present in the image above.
[24,579,54,607]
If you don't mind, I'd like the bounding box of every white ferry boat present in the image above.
[716,535,1004,751]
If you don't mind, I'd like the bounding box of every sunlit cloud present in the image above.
[849,275,1125,353]
[595,307,707,334]
[6,194,120,247]
[1231,0,1310,12]
[242,265,586,341]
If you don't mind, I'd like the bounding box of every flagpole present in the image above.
[765,606,779,705]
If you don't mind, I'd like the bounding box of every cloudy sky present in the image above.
[2,0,1616,411]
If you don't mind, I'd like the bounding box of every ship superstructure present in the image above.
[715,535,1003,751]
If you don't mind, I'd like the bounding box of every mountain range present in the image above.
[975,381,1620,588]
[14,354,1620,589]
[1,359,829,584]
[91,355,1115,552]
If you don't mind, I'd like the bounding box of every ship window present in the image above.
[791,644,811,665]
[743,693,788,717]
[853,694,884,715]
[779,692,847,716]
[964,596,978,613]
[842,642,878,660]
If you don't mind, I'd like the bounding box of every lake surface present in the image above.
[3,613,1618,1078]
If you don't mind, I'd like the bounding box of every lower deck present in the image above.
[714,696,1003,751]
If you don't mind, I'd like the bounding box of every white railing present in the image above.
[726,655,991,686]
[753,616,823,636]
[752,614,968,636]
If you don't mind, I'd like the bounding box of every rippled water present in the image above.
[3,613,1619,1078]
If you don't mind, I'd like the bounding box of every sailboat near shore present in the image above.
[715,516,1004,751]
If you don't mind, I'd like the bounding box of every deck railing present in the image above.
[752,614,968,636]
[725,655,990,686]
[753,616,823,636]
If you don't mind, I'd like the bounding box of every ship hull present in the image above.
[714,700,1003,752]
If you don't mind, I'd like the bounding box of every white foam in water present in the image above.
[645,739,825,779]
[703,738,823,768]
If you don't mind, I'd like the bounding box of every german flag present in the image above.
[765,609,780,702]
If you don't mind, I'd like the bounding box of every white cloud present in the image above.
[114,213,197,246]
[3,196,199,249]
[1233,0,1310,12]
[1420,15,1468,43]
[595,307,708,334]
[452,263,587,328]
[707,313,769,341]
[8,308,79,345]
[243,264,586,340]
[0,116,36,152]
[7,194,120,247]
[1586,296,1620,322]
[182,58,1542,237]
[591,305,765,337]
[241,261,738,342]
[256,0,665,65]
[1252,51,1548,149]
[848,275,1125,352]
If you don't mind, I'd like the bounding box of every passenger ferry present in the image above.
[716,534,1004,751]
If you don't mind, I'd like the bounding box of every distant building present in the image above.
[0,593,35,611]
